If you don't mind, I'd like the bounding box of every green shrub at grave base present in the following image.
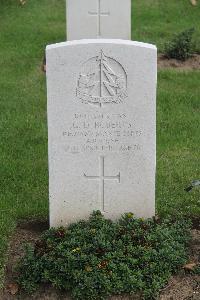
[193,266,200,275]
[164,28,195,61]
[17,211,191,300]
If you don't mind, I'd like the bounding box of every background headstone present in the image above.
[46,39,157,227]
[67,0,131,40]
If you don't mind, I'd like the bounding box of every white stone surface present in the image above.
[67,0,131,40]
[46,39,157,227]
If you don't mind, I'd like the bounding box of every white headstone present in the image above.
[46,39,157,227]
[67,0,131,40]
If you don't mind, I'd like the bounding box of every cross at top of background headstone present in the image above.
[88,0,110,37]
[67,0,131,40]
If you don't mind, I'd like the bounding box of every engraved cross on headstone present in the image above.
[88,0,110,37]
[84,156,120,212]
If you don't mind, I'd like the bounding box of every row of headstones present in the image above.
[46,0,157,227]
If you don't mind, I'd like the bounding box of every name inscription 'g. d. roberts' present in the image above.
[76,50,128,107]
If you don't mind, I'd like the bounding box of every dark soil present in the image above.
[0,219,199,300]
[158,54,200,70]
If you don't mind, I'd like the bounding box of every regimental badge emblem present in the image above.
[76,50,127,107]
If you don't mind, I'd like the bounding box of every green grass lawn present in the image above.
[0,0,199,287]
[132,0,200,52]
